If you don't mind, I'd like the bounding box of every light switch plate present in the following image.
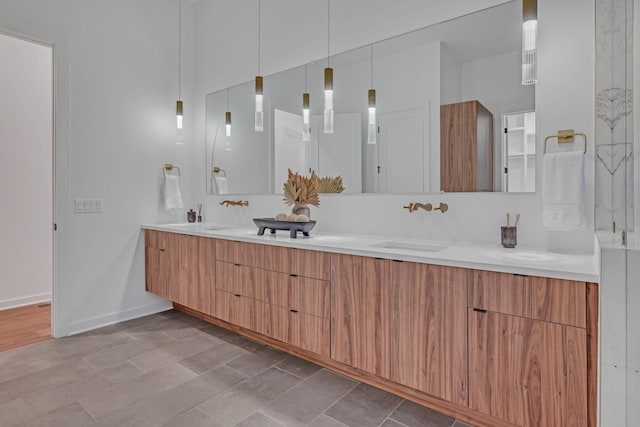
[74,199,104,213]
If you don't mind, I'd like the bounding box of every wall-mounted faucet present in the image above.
[403,202,448,213]
[219,200,249,207]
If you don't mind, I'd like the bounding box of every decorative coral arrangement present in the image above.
[282,169,320,208]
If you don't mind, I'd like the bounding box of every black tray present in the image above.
[253,218,317,238]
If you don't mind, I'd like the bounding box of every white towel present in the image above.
[215,176,228,195]
[163,175,184,209]
[542,151,585,230]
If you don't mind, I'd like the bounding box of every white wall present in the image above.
[194,0,595,253]
[0,0,198,336]
[0,33,53,310]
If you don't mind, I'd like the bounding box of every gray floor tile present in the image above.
[0,350,69,385]
[325,383,403,427]
[234,411,284,427]
[452,421,475,427]
[131,334,221,372]
[82,333,172,370]
[0,398,36,426]
[261,369,358,427]
[307,414,350,427]
[381,419,407,427]
[389,400,456,427]
[0,360,95,405]
[95,360,146,386]
[178,342,248,374]
[275,357,322,379]
[225,346,288,377]
[200,326,265,352]
[160,408,224,427]
[198,367,301,426]
[22,402,94,427]
[51,331,133,358]
[24,375,109,416]
[79,362,196,419]
[89,404,166,427]
[136,365,248,422]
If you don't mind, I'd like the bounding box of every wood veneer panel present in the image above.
[586,283,599,427]
[291,249,330,280]
[260,245,291,273]
[170,233,192,307]
[214,290,254,330]
[255,301,288,343]
[331,254,390,379]
[192,237,216,315]
[254,270,288,307]
[389,262,467,405]
[288,276,330,318]
[215,240,241,264]
[175,303,515,427]
[468,269,587,328]
[288,311,330,357]
[566,326,588,427]
[441,101,477,192]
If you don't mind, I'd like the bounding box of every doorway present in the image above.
[502,111,536,192]
[0,32,54,350]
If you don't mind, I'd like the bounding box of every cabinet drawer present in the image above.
[255,270,289,307]
[288,310,330,357]
[214,290,255,330]
[145,230,168,249]
[291,249,330,280]
[255,301,288,343]
[215,261,256,298]
[468,270,587,328]
[215,240,263,267]
[289,275,330,318]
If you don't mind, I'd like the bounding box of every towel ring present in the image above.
[212,166,227,177]
[543,129,587,154]
[163,164,181,176]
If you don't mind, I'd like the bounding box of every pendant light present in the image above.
[324,0,334,134]
[225,89,231,138]
[176,0,183,144]
[254,0,264,132]
[522,0,537,85]
[302,64,311,141]
[367,44,377,145]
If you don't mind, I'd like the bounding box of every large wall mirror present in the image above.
[206,0,535,195]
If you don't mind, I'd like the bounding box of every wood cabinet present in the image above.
[213,243,330,357]
[468,269,589,427]
[389,261,468,406]
[331,254,390,379]
[440,100,493,192]
[144,230,216,315]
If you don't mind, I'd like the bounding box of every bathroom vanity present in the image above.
[143,224,598,427]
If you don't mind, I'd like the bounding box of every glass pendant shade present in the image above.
[255,76,264,132]
[324,67,334,134]
[522,0,537,85]
[176,100,183,144]
[367,89,377,144]
[225,111,231,137]
[302,92,311,141]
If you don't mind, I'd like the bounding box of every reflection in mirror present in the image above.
[206,0,535,195]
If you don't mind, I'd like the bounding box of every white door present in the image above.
[274,109,315,192]
[378,109,424,193]
[311,113,362,193]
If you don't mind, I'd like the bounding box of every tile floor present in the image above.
[0,310,475,427]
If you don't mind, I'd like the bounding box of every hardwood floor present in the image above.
[0,302,51,352]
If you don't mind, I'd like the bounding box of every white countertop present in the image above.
[142,223,600,283]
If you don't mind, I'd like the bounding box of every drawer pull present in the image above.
[159,249,166,252]
[234,263,241,267]
[234,294,241,298]
[392,259,404,263]
[473,308,487,313]
[290,274,298,278]
[512,273,529,277]
[289,309,298,313]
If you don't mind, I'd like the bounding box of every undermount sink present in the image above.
[205,226,228,231]
[371,241,446,253]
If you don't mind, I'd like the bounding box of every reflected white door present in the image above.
[274,109,313,192]
[378,109,424,193]
[311,113,362,193]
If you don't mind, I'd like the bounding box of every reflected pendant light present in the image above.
[225,89,232,138]
[302,65,311,141]
[176,0,183,144]
[254,0,264,132]
[522,0,537,85]
[367,44,377,145]
[324,0,334,134]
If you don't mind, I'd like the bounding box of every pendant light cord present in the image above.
[258,0,261,75]
[178,0,182,99]
[370,44,373,88]
[226,88,229,110]
[305,64,308,92]
[327,0,330,67]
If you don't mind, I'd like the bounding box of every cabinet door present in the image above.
[190,237,216,315]
[171,233,194,307]
[469,310,587,427]
[331,254,390,378]
[389,262,467,405]
[145,231,170,299]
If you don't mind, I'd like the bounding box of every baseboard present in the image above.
[0,293,52,311]
[67,301,173,336]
